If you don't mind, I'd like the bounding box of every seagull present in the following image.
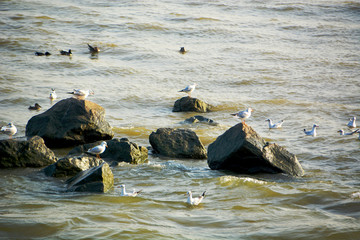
[179,83,197,97]
[87,44,100,54]
[347,116,356,128]
[1,122,17,138]
[265,119,284,129]
[49,88,57,100]
[338,129,359,135]
[304,124,319,136]
[60,49,72,56]
[87,141,107,158]
[67,89,94,100]
[28,103,42,110]
[186,191,206,206]
[231,108,253,125]
[179,47,186,54]
[119,184,142,197]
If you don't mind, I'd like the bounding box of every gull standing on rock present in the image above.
[179,83,197,98]
[1,122,17,138]
[347,116,356,128]
[304,124,319,137]
[231,108,253,125]
[67,89,94,100]
[265,119,284,129]
[338,129,359,135]
[119,184,142,197]
[186,191,206,206]
[87,141,107,158]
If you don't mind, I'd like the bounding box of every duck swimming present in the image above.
[87,44,100,54]
[35,51,51,56]
[60,49,72,56]
[179,47,186,54]
[28,103,42,110]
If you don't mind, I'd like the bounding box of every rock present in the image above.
[25,98,114,148]
[43,155,104,177]
[68,138,148,164]
[0,136,57,168]
[149,128,207,159]
[173,97,211,113]
[207,123,304,177]
[66,162,114,193]
[184,115,219,126]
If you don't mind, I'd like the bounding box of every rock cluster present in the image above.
[26,98,114,147]
[207,123,304,177]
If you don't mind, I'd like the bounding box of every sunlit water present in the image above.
[1,0,360,239]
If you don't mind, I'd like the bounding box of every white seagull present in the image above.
[304,124,319,136]
[1,122,17,138]
[231,108,253,125]
[347,116,356,128]
[119,184,142,197]
[49,88,57,100]
[338,129,359,136]
[265,119,284,129]
[186,191,206,206]
[67,89,94,100]
[87,141,107,158]
[179,83,197,97]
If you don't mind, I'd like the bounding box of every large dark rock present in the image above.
[43,155,104,177]
[149,128,207,159]
[66,162,114,193]
[25,98,114,148]
[173,97,211,113]
[68,138,148,164]
[207,123,304,177]
[0,136,57,168]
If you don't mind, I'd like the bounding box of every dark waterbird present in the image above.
[28,103,42,110]
[35,51,51,56]
[60,49,72,56]
[88,43,100,54]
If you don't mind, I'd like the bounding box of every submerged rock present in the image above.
[184,115,219,126]
[66,162,114,193]
[207,123,304,177]
[0,136,57,168]
[149,128,207,159]
[68,138,148,164]
[43,155,104,177]
[25,98,114,148]
[173,97,211,113]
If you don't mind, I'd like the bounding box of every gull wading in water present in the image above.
[49,88,57,100]
[186,191,206,206]
[1,122,17,138]
[231,108,253,125]
[338,129,359,136]
[347,116,356,128]
[304,124,319,137]
[265,118,284,129]
[67,89,94,100]
[119,184,142,197]
[179,83,197,98]
[87,141,107,158]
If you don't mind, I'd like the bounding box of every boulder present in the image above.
[68,138,148,164]
[66,162,114,193]
[149,128,207,159]
[184,115,219,126]
[207,123,304,177]
[25,98,114,148]
[0,136,57,168]
[43,155,104,177]
[173,97,211,113]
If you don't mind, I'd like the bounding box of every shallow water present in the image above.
[1,0,360,239]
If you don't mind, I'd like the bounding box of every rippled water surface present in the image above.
[1,0,360,239]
